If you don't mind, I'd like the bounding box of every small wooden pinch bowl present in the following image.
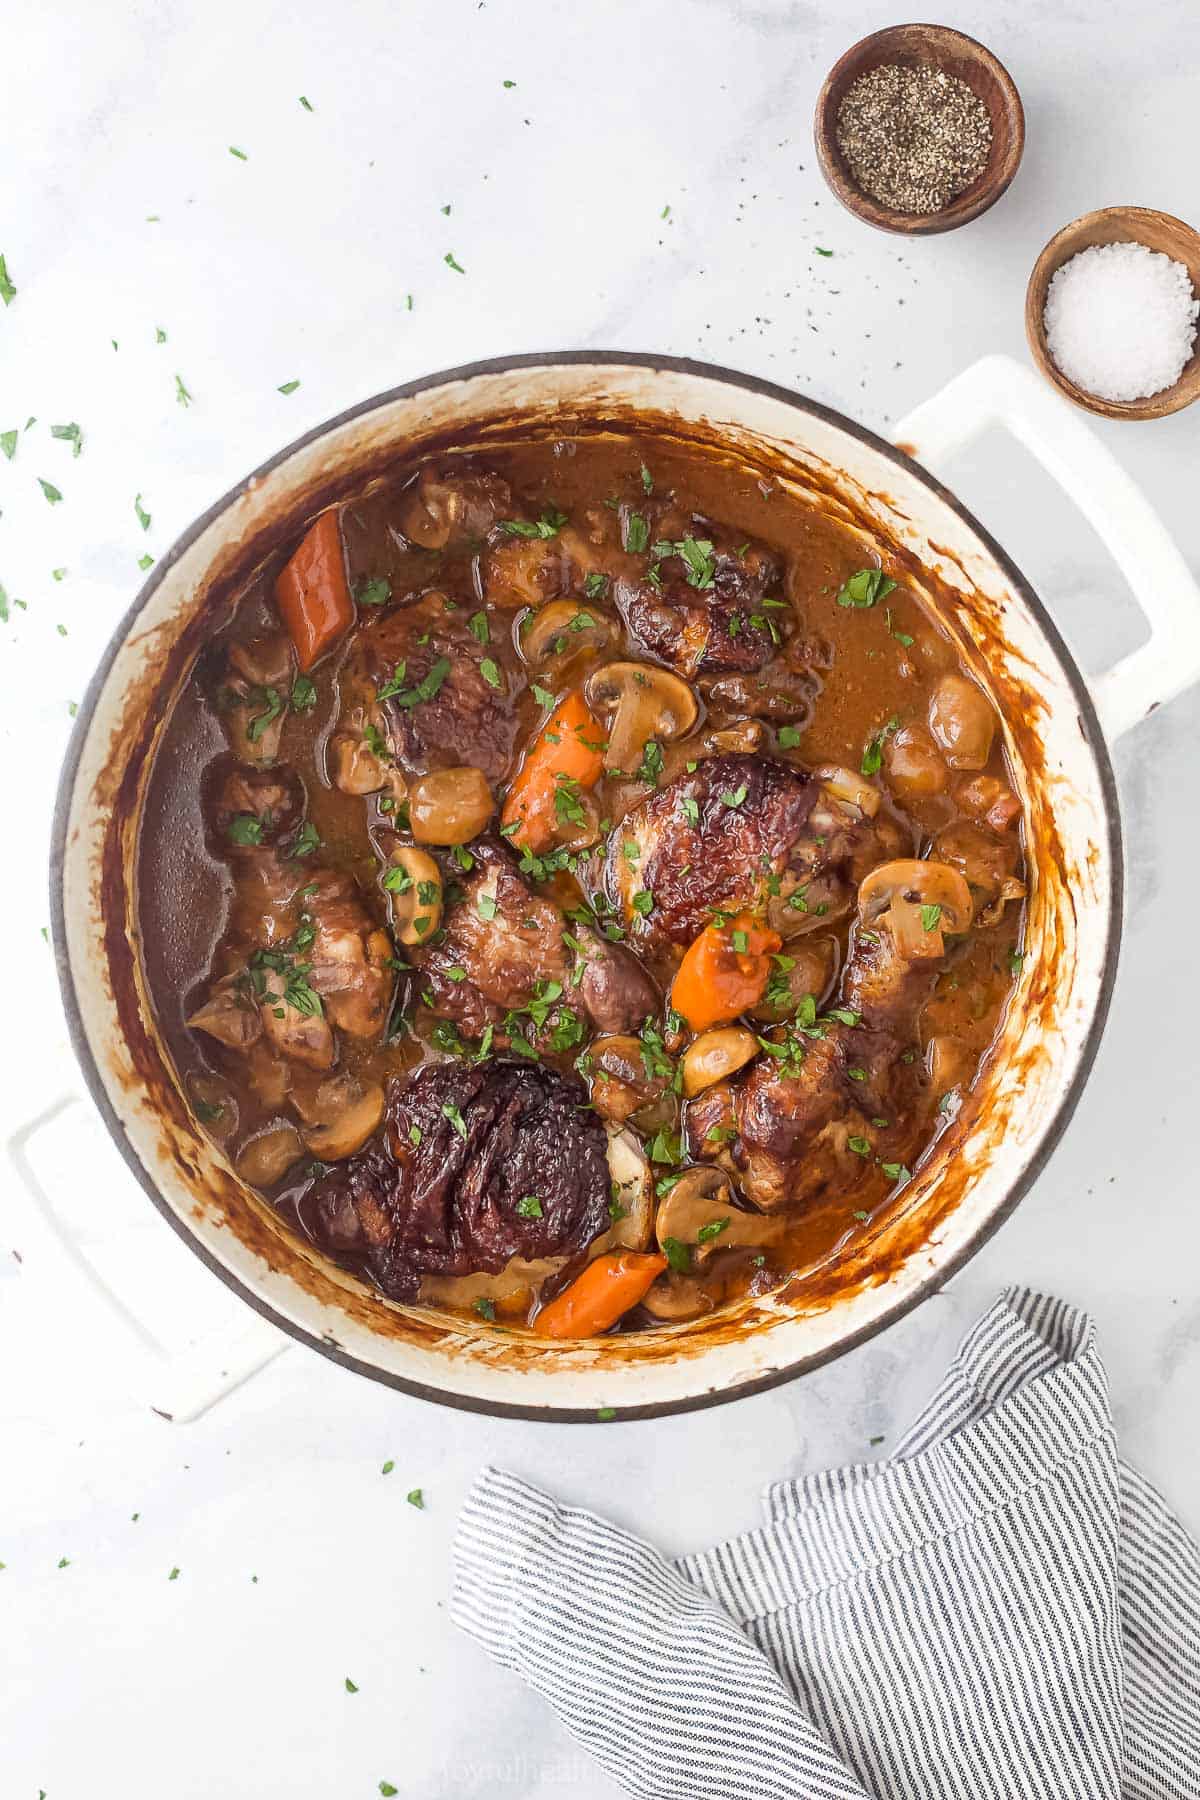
[1025,206,1200,420]
[814,23,1024,236]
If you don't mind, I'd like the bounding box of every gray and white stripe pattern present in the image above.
[452,1289,1200,1799]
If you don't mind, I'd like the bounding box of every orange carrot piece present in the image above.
[670,911,782,1033]
[500,690,605,853]
[533,1250,668,1339]
[274,508,354,671]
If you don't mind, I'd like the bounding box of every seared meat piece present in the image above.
[687,922,935,1211]
[340,590,521,784]
[216,634,294,765]
[413,840,657,1047]
[616,536,784,679]
[257,963,336,1071]
[701,642,821,725]
[302,868,395,1039]
[397,464,512,550]
[482,523,613,610]
[307,1060,611,1298]
[606,754,816,949]
[207,758,307,851]
[608,753,908,951]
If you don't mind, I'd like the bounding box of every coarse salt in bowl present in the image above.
[1043,241,1199,403]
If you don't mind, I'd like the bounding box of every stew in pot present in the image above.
[138,436,1026,1335]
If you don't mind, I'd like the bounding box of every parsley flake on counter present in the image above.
[38,478,62,504]
[815,246,834,257]
[344,1676,358,1693]
[596,1406,616,1421]
[407,1488,424,1508]
[137,552,154,571]
[175,374,193,407]
[0,253,16,305]
[168,1567,180,1581]
[380,1784,399,1797]
[444,251,465,274]
[57,1556,71,1569]
[502,78,517,88]
[299,94,314,111]
[135,493,151,531]
[228,145,248,160]
[0,429,16,460]
[52,567,66,581]
[51,422,83,456]
[277,379,301,395]
[381,1459,395,1475]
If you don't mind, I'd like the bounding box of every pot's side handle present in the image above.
[6,1096,289,1422]
[893,353,1200,740]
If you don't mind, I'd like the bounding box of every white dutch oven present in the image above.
[38,352,1200,1421]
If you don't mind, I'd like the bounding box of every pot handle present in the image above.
[892,353,1200,740]
[5,1095,290,1422]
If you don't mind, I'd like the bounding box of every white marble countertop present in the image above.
[4,2,1200,1794]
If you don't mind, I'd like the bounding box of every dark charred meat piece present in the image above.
[396,464,512,550]
[700,637,822,725]
[616,537,783,679]
[308,1060,611,1298]
[482,522,615,610]
[607,754,818,949]
[340,590,521,783]
[206,758,307,852]
[687,923,936,1211]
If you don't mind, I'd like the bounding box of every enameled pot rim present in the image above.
[48,350,1125,1420]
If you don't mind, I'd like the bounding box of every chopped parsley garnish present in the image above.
[516,1195,544,1218]
[355,576,392,607]
[479,656,503,689]
[1008,949,1025,975]
[468,609,490,644]
[636,738,664,786]
[227,814,263,846]
[777,725,802,749]
[50,422,83,457]
[881,1162,912,1183]
[38,478,62,505]
[246,686,284,743]
[584,571,609,600]
[406,1488,424,1508]
[696,1217,730,1244]
[442,1102,468,1140]
[500,509,566,539]
[385,656,452,710]
[640,463,653,494]
[656,536,716,589]
[721,784,748,809]
[860,715,898,776]
[662,1236,691,1274]
[229,145,248,160]
[631,889,654,916]
[474,1297,496,1320]
[837,568,897,609]
[344,1677,358,1693]
[596,1407,616,1421]
[444,252,466,274]
[291,674,318,711]
[0,430,16,460]
[0,253,16,306]
[532,682,555,709]
[289,821,321,858]
[135,492,152,531]
[174,373,193,407]
[847,1135,871,1157]
[624,511,650,554]
[277,379,301,395]
[920,903,942,932]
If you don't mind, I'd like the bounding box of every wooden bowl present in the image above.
[814,24,1024,236]
[1025,207,1200,420]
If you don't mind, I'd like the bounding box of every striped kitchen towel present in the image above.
[452,1289,1200,1799]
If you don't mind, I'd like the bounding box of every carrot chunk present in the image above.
[274,508,353,671]
[670,912,782,1033]
[533,1250,668,1338]
[500,690,605,854]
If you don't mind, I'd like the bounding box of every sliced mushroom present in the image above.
[858,858,973,959]
[521,599,614,665]
[418,1254,568,1318]
[584,661,699,777]
[299,1077,385,1161]
[409,766,494,845]
[813,764,881,819]
[329,729,389,796]
[587,1034,670,1125]
[385,844,443,945]
[640,1273,716,1321]
[236,1124,303,1188]
[654,1166,785,1261]
[681,1027,759,1098]
[595,1125,654,1252]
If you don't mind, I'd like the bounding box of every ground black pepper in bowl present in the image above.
[836,63,992,215]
